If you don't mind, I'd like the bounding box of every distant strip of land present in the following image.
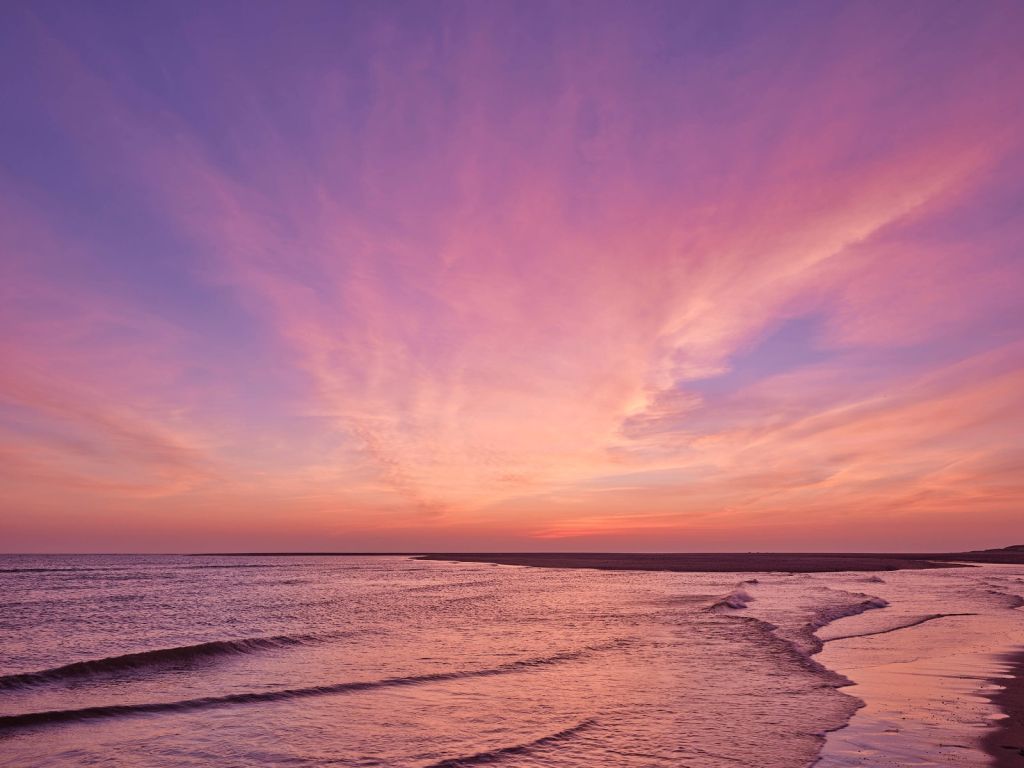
[413,547,1024,572]
[194,546,1024,573]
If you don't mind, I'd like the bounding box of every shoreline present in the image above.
[985,649,1024,767]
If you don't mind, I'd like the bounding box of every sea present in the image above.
[1,555,1022,767]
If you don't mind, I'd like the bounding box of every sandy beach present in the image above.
[987,650,1024,767]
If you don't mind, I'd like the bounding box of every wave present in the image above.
[797,594,890,657]
[0,643,622,732]
[709,585,889,690]
[707,587,754,613]
[0,634,329,691]
[824,613,976,642]
[972,584,1024,610]
[424,719,596,767]
[810,595,889,629]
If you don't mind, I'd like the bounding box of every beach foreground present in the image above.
[1,555,1022,767]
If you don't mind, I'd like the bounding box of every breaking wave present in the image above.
[707,587,754,613]
[794,594,890,657]
[706,582,889,689]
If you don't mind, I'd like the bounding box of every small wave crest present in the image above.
[0,634,328,691]
[707,587,754,613]
[425,719,597,767]
[810,595,889,630]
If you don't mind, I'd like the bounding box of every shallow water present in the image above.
[812,565,1024,767]
[0,556,1020,767]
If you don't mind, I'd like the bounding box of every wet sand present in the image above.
[414,551,1024,572]
[987,650,1024,768]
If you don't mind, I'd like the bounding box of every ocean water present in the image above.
[0,556,1021,767]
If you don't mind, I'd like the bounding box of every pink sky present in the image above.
[2,2,1023,552]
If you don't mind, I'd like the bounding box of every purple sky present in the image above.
[2,1,1023,552]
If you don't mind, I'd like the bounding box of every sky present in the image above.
[1,1,1023,553]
